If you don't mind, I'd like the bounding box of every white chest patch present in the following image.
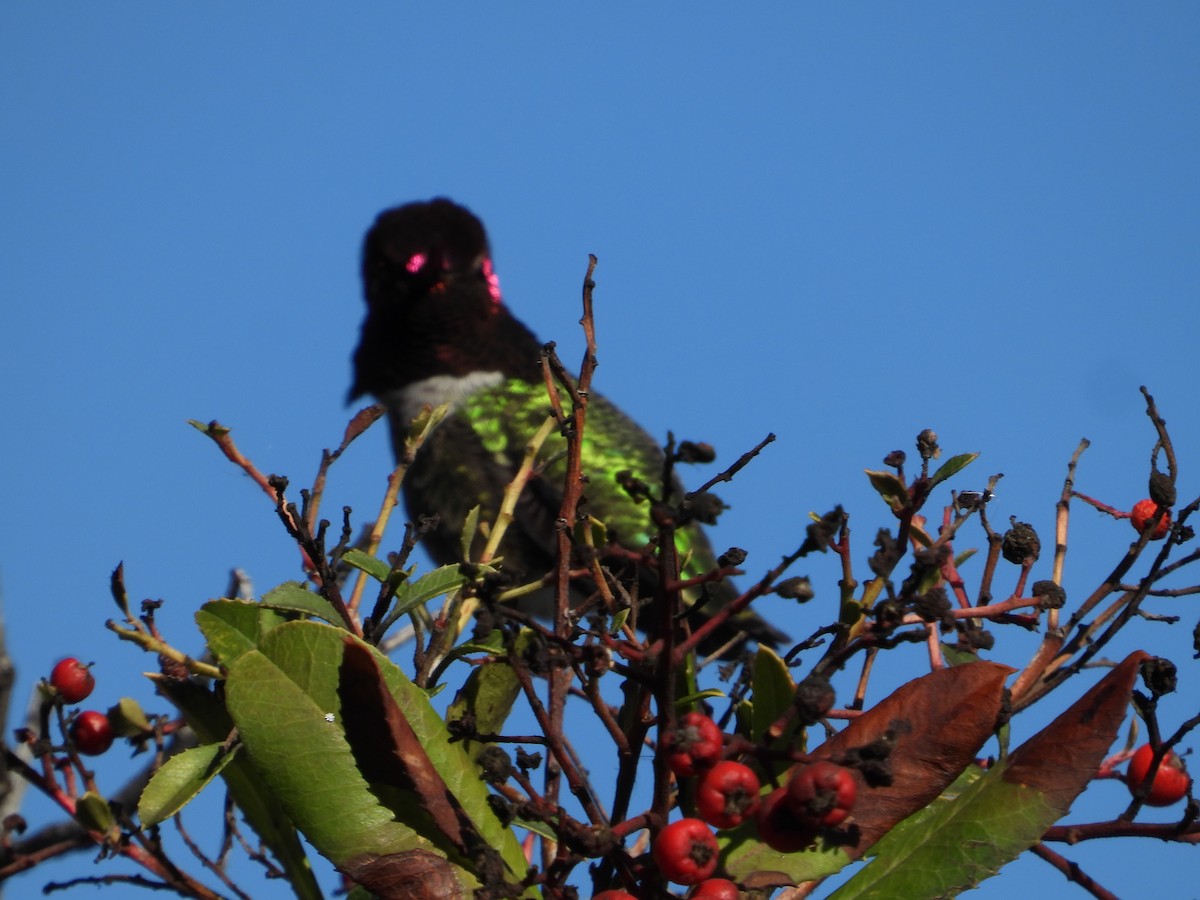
[383,372,506,424]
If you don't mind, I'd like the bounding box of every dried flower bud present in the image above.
[487,794,516,827]
[912,587,952,625]
[683,492,726,526]
[677,441,717,465]
[2,814,26,835]
[916,429,940,461]
[1140,656,1178,697]
[616,470,652,503]
[1031,580,1066,609]
[869,529,901,577]
[476,746,514,785]
[650,502,677,528]
[718,547,747,568]
[1149,470,1176,508]
[794,673,836,725]
[883,450,906,469]
[516,747,543,771]
[873,599,905,632]
[583,644,612,677]
[964,627,995,652]
[775,576,814,602]
[1002,520,1041,564]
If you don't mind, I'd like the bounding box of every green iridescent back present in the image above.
[466,378,720,569]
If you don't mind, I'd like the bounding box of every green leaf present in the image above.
[829,761,1054,899]
[378,564,485,633]
[196,599,285,664]
[261,581,342,626]
[139,742,239,827]
[109,696,150,736]
[445,639,522,760]
[865,469,908,512]
[342,548,393,583]
[227,644,445,867]
[675,689,726,707]
[929,452,980,490]
[460,505,481,560]
[223,621,527,884]
[155,677,323,900]
[76,790,116,835]
[750,646,794,744]
[722,817,853,885]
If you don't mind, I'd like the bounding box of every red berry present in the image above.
[1126,743,1190,806]
[652,818,719,885]
[696,760,761,829]
[663,712,724,777]
[591,892,637,900]
[690,877,740,900]
[70,711,114,756]
[1130,499,1171,540]
[786,761,857,827]
[49,658,95,704]
[754,786,818,853]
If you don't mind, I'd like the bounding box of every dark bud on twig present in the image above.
[956,491,987,511]
[800,507,847,556]
[3,814,27,836]
[774,576,814,603]
[486,794,516,828]
[515,747,543,771]
[869,529,901,577]
[912,587,952,626]
[1001,520,1041,564]
[1140,657,1178,697]
[793,673,836,725]
[1194,619,1200,660]
[650,503,677,529]
[475,746,515,785]
[676,441,717,465]
[717,547,747,568]
[446,712,477,742]
[683,492,727,526]
[963,628,995,651]
[616,470,653,503]
[1031,580,1066,610]
[873,599,905,632]
[582,643,612,677]
[522,633,552,676]
[471,605,497,642]
[883,450,906,469]
[916,429,940,462]
[1149,470,1176,508]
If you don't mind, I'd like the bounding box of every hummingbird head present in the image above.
[361,198,502,310]
[350,198,538,404]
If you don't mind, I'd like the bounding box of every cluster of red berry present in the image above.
[598,711,860,896]
[49,657,114,756]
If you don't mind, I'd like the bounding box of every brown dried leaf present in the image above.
[1004,650,1148,811]
[814,660,1014,856]
[342,848,465,900]
[338,638,471,854]
[343,403,386,447]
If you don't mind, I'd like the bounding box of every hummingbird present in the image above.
[349,198,787,653]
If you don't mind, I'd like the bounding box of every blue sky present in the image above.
[2,5,1199,898]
